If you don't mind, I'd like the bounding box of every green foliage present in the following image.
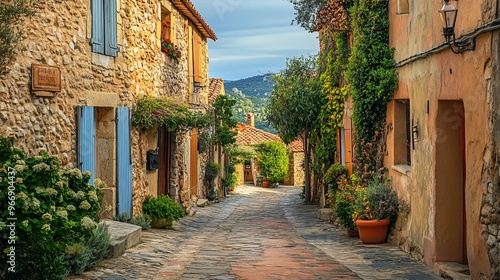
[225,75,276,134]
[255,141,289,183]
[113,212,130,222]
[213,95,238,148]
[0,0,37,75]
[204,161,220,181]
[130,214,152,230]
[266,55,322,144]
[344,0,398,179]
[0,138,103,279]
[66,222,110,275]
[288,0,328,31]
[221,163,237,192]
[334,176,359,230]
[324,163,348,192]
[225,145,257,165]
[132,95,212,133]
[206,189,217,201]
[142,195,184,224]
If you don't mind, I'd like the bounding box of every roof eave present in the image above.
[171,0,218,41]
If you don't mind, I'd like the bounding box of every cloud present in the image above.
[190,0,319,80]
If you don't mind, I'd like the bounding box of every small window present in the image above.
[91,0,119,57]
[405,101,411,165]
[394,100,411,166]
[161,13,172,42]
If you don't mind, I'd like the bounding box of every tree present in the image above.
[212,95,238,148]
[265,56,322,203]
[288,0,328,32]
[0,0,37,75]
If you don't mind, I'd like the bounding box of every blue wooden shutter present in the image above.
[77,106,95,183]
[117,107,132,217]
[104,0,119,57]
[90,0,105,54]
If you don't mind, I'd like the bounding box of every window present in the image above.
[91,0,119,57]
[405,101,411,165]
[161,12,173,42]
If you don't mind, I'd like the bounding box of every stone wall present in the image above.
[0,0,212,218]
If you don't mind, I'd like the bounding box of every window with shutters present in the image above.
[91,0,119,57]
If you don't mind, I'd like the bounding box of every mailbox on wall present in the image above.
[146,149,159,171]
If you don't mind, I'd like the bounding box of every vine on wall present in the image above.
[345,0,397,181]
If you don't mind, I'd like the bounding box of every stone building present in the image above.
[0,0,216,219]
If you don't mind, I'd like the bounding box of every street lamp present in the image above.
[439,0,475,54]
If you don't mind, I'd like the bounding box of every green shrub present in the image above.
[221,163,237,192]
[142,195,184,228]
[324,163,347,192]
[255,141,289,183]
[113,212,130,222]
[0,138,103,280]
[130,214,152,230]
[66,222,110,274]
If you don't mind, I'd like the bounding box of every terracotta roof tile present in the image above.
[208,78,224,107]
[235,124,281,146]
[288,139,304,152]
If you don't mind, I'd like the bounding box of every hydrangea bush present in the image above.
[0,138,103,279]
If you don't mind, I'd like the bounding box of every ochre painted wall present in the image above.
[387,0,495,277]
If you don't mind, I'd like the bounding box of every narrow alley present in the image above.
[67,185,441,280]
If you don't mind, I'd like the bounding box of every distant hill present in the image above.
[224,74,277,134]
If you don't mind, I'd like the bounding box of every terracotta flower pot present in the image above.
[355,219,390,244]
[347,229,359,238]
[262,180,270,188]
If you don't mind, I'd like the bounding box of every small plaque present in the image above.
[31,64,61,95]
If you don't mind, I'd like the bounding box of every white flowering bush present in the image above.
[0,138,103,279]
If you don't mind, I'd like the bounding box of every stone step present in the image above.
[104,220,142,258]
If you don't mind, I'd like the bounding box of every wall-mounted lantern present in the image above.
[439,0,475,54]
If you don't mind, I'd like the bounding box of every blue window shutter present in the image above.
[77,106,95,183]
[116,107,133,217]
[91,0,105,54]
[104,0,119,57]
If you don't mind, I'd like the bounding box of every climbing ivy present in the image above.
[345,0,398,181]
[131,95,212,133]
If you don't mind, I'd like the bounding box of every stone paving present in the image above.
[66,185,442,280]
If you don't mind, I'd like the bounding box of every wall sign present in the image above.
[31,64,61,97]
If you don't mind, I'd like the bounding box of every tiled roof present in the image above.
[171,0,217,40]
[288,139,304,152]
[235,124,281,146]
[208,78,224,107]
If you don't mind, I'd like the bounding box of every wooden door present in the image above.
[158,125,171,196]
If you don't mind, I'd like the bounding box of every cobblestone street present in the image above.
[67,185,441,280]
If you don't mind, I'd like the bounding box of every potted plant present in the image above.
[334,175,360,237]
[254,141,289,187]
[161,39,181,61]
[352,177,399,244]
[142,195,185,229]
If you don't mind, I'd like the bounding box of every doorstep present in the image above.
[104,220,142,258]
[435,262,471,280]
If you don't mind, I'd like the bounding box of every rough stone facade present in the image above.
[0,0,215,219]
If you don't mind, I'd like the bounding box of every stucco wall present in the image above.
[387,0,497,277]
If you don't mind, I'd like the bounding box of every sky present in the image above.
[189,0,320,81]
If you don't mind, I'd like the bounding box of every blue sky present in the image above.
[190,0,320,81]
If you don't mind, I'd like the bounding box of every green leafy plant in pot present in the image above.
[142,195,185,229]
